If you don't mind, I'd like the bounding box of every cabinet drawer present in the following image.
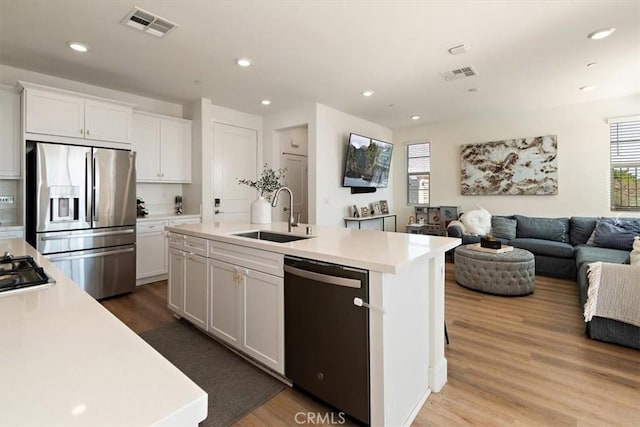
[209,240,283,277]
[167,232,185,250]
[184,235,207,256]
[137,220,167,234]
[169,218,201,226]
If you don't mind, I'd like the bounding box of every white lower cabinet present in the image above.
[208,259,241,347]
[168,233,208,331]
[168,232,284,374]
[183,253,208,329]
[168,247,185,315]
[137,217,201,285]
[136,221,167,283]
[242,268,283,372]
[208,258,284,373]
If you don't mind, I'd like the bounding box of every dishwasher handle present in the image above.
[284,264,362,289]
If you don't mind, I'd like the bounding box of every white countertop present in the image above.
[0,223,23,231]
[137,213,201,222]
[166,221,461,274]
[0,239,207,427]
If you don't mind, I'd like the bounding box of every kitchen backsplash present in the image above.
[0,180,20,226]
[137,183,184,215]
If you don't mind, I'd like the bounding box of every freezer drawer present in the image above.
[36,226,136,255]
[47,244,136,299]
[284,257,370,425]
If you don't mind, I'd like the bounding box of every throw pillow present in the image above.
[491,216,517,240]
[460,207,491,235]
[631,237,640,266]
[586,218,617,245]
[592,221,638,251]
[515,215,569,243]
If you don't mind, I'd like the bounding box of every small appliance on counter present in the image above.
[137,197,149,217]
[175,195,183,215]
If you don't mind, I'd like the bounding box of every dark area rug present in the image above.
[140,319,285,427]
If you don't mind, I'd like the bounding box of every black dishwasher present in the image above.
[284,256,370,425]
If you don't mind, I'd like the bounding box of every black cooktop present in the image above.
[0,253,52,294]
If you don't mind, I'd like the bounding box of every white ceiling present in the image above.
[1,1,639,129]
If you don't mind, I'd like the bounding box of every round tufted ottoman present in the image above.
[454,245,535,296]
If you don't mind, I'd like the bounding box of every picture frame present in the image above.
[360,206,370,217]
[371,202,381,216]
[379,200,389,214]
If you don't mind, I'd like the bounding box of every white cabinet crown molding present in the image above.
[17,81,135,108]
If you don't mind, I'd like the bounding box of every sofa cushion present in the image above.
[574,244,630,268]
[593,220,640,251]
[569,217,598,246]
[515,215,569,243]
[460,208,491,234]
[510,238,574,258]
[491,216,517,240]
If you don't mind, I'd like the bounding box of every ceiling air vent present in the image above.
[440,66,478,81]
[121,7,178,38]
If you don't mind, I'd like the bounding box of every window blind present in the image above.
[407,142,430,205]
[610,119,640,211]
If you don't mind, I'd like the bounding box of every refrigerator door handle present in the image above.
[48,247,135,261]
[85,151,93,223]
[40,229,135,241]
[93,153,99,224]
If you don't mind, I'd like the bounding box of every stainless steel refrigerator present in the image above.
[26,141,136,299]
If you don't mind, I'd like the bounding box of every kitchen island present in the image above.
[165,221,460,426]
[0,238,207,427]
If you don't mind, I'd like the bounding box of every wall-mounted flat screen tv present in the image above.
[342,133,393,188]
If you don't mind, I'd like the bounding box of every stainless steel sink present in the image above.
[232,231,312,243]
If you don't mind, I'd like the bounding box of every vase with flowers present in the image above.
[238,164,286,224]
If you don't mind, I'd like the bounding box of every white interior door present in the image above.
[281,154,308,223]
[213,122,257,222]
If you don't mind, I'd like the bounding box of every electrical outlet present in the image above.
[0,196,15,204]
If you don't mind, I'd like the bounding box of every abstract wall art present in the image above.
[460,135,558,195]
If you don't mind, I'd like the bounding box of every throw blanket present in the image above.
[584,262,640,327]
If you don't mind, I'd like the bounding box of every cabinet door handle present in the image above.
[80,129,84,135]
[86,129,90,135]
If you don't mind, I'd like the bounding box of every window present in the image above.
[407,142,430,204]
[610,118,640,211]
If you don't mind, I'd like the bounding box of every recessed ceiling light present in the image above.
[236,58,252,67]
[261,99,271,105]
[468,88,479,93]
[580,86,596,92]
[587,28,615,40]
[67,42,88,52]
[410,115,421,120]
[361,90,375,97]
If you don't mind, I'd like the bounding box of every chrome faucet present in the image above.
[271,186,297,232]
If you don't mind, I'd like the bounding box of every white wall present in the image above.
[263,103,316,220]
[0,64,183,116]
[136,183,184,216]
[315,104,393,227]
[279,125,308,156]
[393,95,640,226]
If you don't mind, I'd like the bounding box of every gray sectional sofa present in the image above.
[447,215,639,349]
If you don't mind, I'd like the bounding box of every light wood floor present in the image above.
[101,264,640,426]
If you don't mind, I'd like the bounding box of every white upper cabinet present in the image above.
[132,111,192,183]
[0,85,21,178]
[84,99,131,143]
[131,112,161,181]
[25,88,84,138]
[21,82,133,145]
